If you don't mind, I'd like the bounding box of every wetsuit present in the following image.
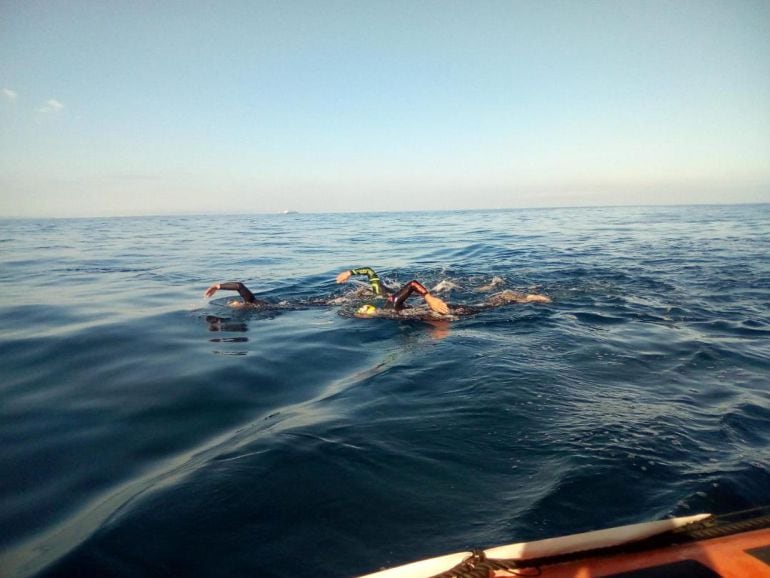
[217,282,269,306]
[346,267,439,313]
[349,267,388,295]
[388,280,430,311]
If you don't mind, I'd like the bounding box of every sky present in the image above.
[1,0,769,217]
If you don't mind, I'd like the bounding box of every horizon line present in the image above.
[1,200,768,221]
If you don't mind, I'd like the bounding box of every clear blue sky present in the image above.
[1,0,769,217]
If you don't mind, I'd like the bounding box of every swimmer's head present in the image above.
[355,304,377,317]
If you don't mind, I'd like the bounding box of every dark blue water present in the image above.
[1,205,769,578]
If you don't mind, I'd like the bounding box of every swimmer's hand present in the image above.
[204,283,221,298]
[425,293,449,315]
[336,270,352,284]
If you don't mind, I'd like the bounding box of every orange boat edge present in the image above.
[358,506,770,578]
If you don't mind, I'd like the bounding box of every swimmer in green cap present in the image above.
[336,266,550,318]
[336,267,449,315]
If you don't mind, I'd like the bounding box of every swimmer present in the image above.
[354,289,551,319]
[336,267,449,315]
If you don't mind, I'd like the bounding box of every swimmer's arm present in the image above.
[204,282,265,305]
[336,267,378,283]
[336,267,385,295]
[392,280,449,315]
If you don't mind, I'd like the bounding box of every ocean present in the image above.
[1,205,769,577]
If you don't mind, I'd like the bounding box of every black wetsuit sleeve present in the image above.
[390,280,429,311]
[218,282,259,304]
[349,267,386,295]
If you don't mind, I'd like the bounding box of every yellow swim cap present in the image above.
[356,304,377,316]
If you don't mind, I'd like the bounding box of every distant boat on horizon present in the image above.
[281,210,299,215]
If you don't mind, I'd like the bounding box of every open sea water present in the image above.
[1,205,769,578]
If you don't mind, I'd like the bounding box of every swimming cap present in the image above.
[356,304,377,316]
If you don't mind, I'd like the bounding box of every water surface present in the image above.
[1,205,769,577]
